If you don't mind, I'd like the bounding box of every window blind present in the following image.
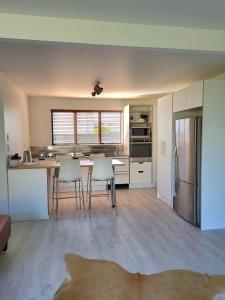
[101,112,121,144]
[52,112,74,144]
[52,110,121,145]
[77,112,99,144]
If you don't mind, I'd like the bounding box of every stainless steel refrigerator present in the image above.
[173,117,202,226]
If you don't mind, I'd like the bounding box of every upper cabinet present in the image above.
[173,81,203,112]
[173,88,187,112]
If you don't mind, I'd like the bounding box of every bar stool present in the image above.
[53,159,85,216]
[86,153,106,200]
[52,167,59,211]
[88,158,117,217]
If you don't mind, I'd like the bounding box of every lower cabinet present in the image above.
[114,157,129,185]
[8,169,49,221]
[130,161,152,188]
[115,173,130,184]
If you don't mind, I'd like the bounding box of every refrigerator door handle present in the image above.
[173,145,178,196]
[174,145,178,177]
[174,180,177,196]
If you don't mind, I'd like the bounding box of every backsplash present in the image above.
[31,144,126,158]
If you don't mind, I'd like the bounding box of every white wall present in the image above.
[157,94,173,207]
[201,80,225,230]
[0,74,8,213]
[28,96,157,146]
[152,104,158,185]
[0,74,30,214]
[3,76,30,157]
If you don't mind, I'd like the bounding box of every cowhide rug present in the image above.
[53,254,225,300]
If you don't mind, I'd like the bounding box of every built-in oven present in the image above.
[130,140,152,158]
[130,125,151,139]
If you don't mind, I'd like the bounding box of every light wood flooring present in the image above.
[1,188,225,300]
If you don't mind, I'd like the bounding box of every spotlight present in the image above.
[91,81,103,97]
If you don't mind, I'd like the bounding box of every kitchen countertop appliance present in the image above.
[23,150,32,163]
[174,116,202,226]
[130,123,151,139]
[130,139,152,158]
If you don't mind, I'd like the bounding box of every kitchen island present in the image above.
[8,159,124,221]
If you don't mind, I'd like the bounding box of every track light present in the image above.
[91,81,103,97]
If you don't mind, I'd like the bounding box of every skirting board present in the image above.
[11,215,49,222]
[59,184,107,192]
[157,192,173,208]
[130,183,156,189]
[201,223,225,230]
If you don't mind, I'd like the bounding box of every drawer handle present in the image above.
[138,171,144,173]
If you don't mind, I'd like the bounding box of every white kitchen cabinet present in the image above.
[173,81,203,112]
[115,173,130,184]
[130,161,152,188]
[186,81,203,109]
[8,169,49,221]
[114,158,129,173]
[157,94,173,207]
[173,88,187,112]
[123,105,130,156]
[201,80,225,230]
[114,157,129,185]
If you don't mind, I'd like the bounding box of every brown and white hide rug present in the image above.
[53,254,225,300]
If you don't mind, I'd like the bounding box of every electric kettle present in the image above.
[23,150,32,163]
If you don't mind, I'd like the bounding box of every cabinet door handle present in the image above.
[138,171,144,173]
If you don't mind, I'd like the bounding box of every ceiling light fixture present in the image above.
[91,81,103,97]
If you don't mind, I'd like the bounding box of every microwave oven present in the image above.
[130,126,151,139]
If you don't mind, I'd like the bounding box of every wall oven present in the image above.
[130,140,152,158]
[130,125,151,139]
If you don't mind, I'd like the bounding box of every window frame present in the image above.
[51,109,122,145]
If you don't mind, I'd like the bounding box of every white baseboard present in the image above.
[200,223,225,230]
[157,192,173,208]
[129,183,156,189]
[58,184,106,192]
[12,215,49,222]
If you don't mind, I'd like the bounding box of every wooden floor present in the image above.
[1,188,225,300]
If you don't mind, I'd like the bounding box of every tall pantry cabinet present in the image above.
[157,79,225,230]
[157,94,173,207]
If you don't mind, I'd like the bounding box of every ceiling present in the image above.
[0,0,225,30]
[0,40,225,99]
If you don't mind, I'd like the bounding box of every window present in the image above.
[101,112,121,144]
[77,112,99,144]
[51,110,121,145]
[52,112,74,144]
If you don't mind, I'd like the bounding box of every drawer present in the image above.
[130,162,152,184]
[130,162,151,172]
[114,158,129,173]
[115,165,129,173]
[115,174,129,184]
